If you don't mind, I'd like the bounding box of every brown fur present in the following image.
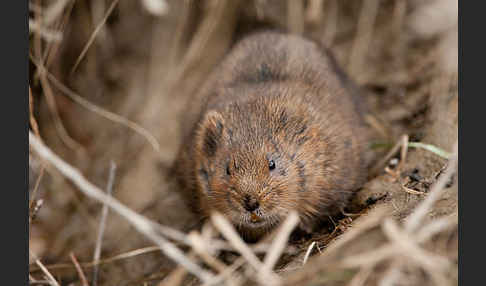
[173,31,369,241]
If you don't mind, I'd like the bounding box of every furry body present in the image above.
[174,32,369,241]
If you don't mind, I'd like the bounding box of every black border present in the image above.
[1,0,29,284]
[459,0,485,284]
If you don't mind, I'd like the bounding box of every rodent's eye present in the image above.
[268,160,276,171]
[226,164,231,176]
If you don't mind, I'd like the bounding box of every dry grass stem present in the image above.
[92,161,117,286]
[302,241,316,265]
[322,0,338,46]
[340,244,396,268]
[348,0,380,82]
[210,213,263,270]
[378,261,403,286]
[157,251,195,286]
[42,0,76,72]
[173,0,240,84]
[381,219,450,285]
[287,0,304,35]
[370,134,408,177]
[29,132,214,283]
[210,212,281,285]
[188,231,241,286]
[32,60,161,152]
[187,231,226,272]
[30,251,61,286]
[397,134,409,171]
[326,205,390,253]
[29,19,63,42]
[305,0,324,25]
[416,212,458,242]
[157,265,187,286]
[348,265,373,286]
[204,257,246,286]
[261,211,299,274]
[31,246,164,273]
[401,184,426,196]
[29,87,41,138]
[70,0,120,75]
[29,87,47,213]
[364,114,390,141]
[141,0,169,16]
[70,252,89,286]
[29,199,44,225]
[42,0,72,26]
[30,53,86,153]
[382,219,450,271]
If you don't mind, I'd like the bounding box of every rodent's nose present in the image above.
[243,195,260,212]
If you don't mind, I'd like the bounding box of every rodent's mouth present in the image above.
[235,212,281,230]
[244,219,268,228]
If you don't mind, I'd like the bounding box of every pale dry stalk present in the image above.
[29,132,214,283]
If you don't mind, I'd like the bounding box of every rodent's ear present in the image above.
[197,110,225,157]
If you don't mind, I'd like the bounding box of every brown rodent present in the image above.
[173,31,369,242]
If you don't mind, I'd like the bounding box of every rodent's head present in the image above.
[190,98,344,239]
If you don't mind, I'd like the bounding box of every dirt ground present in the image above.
[29,1,458,285]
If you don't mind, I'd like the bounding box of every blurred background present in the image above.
[29,0,458,285]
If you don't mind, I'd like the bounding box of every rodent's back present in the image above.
[174,32,369,240]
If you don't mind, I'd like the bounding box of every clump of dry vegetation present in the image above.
[29,0,458,285]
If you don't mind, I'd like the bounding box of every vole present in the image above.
[173,31,369,242]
